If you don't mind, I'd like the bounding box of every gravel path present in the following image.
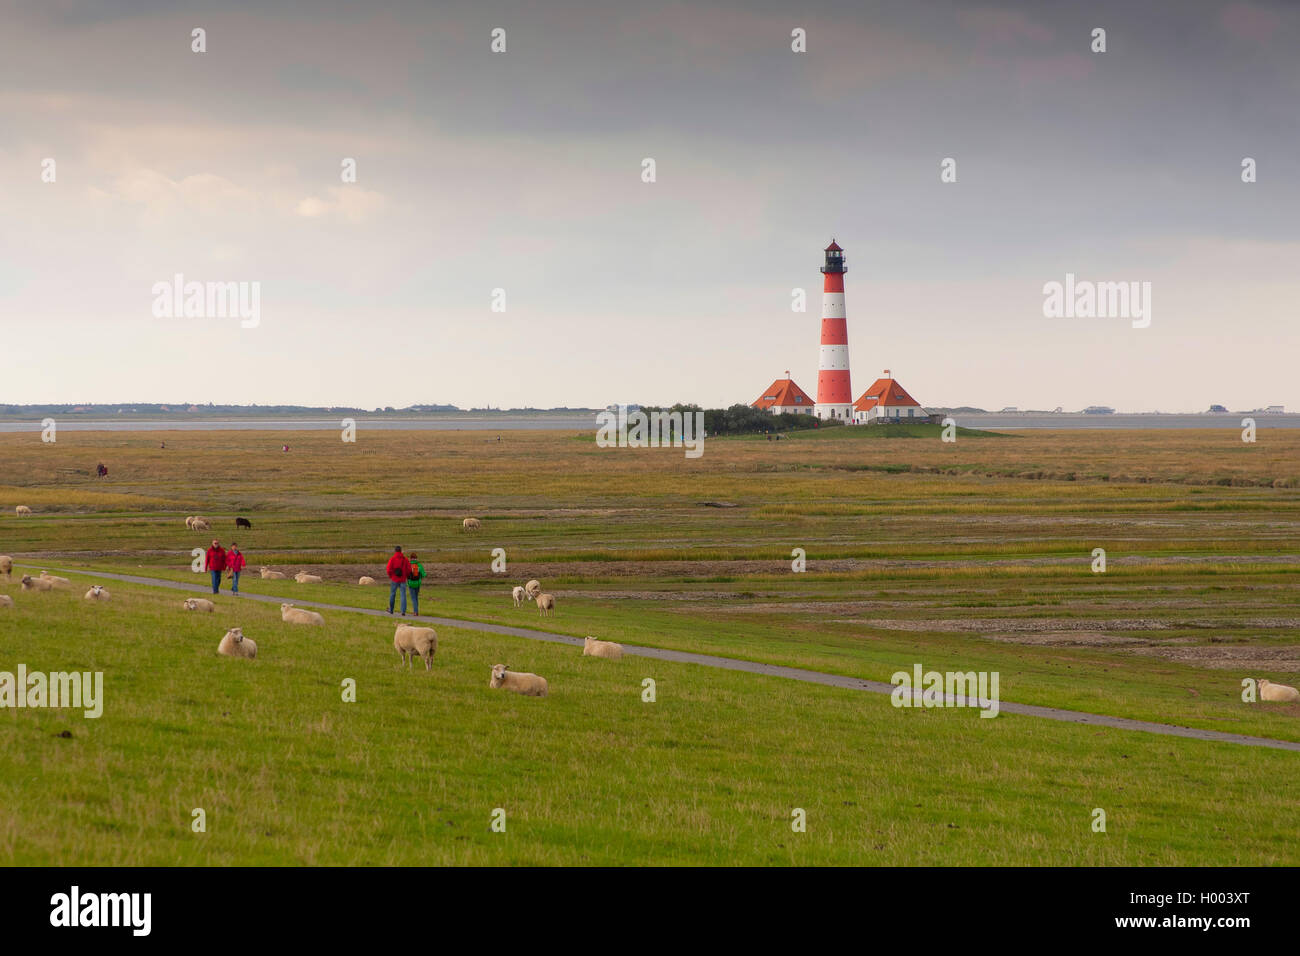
[27,564,1300,753]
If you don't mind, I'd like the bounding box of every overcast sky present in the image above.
[1,0,1296,412]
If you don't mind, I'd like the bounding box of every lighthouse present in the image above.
[815,240,853,421]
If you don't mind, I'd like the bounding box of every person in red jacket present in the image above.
[226,543,247,595]
[205,539,227,595]
[386,545,412,615]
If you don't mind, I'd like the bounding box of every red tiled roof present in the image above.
[753,377,813,410]
[825,240,843,252]
[854,377,922,411]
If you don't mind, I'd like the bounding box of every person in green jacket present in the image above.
[407,551,425,616]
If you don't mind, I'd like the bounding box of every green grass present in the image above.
[1,427,1299,865]
[2,574,1297,865]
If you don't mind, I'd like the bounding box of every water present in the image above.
[0,415,601,433]
[0,413,1296,432]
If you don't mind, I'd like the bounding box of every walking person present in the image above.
[205,539,227,595]
[386,545,412,616]
[407,551,425,616]
[226,543,246,595]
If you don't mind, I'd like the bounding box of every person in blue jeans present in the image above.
[386,546,411,616]
[407,552,424,615]
[205,539,227,595]
[227,544,246,595]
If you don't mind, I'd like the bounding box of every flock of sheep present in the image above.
[1,510,626,700]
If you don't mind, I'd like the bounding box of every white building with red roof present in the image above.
[853,370,929,424]
[753,372,815,415]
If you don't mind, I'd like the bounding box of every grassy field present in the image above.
[1,426,1298,864]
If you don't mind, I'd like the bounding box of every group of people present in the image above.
[385,545,425,616]
[204,540,248,595]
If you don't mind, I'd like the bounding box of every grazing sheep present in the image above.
[84,585,111,602]
[462,517,482,532]
[281,603,324,626]
[489,664,548,697]
[183,597,216,613]
[184,516,196,529]
[235,517,252,529]
[217,627,257,659]
[20,575,53,592]
[294,572,323,584]
[15,505,32,517]
[358,576,376,586]
[0,595,12,609]
[0,555,11,580]
[524,579,541,600]
[512,585,525,607]
[191,518,211,532]
[394,625,438,670]
[260,567,286,580]
[583,636,624,660]
[1259,679,1300,703]
[536,592,555,616]
[39,572,72,589]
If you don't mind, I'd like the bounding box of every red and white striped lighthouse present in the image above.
[815,240,853,421]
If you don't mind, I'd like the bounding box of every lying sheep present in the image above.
[394,624,438,670]
[183,597,216,613]
[294,572,323,584]
[281,603,324,625]
[536,593,555,616]
[524,579,541,600]
[39,572,72,589]
[583,636,624,660]
[0,555,12,580]
[358,575,376,586]
[15,505,32,517]
[462,517,481,532]
[84,585,111,602]
[0,595,13,609]
[1259,679,1300,703]
[512,585,525,607]
[489,663,548,697]
[20,575,53,592]
[260,567,286,580]
[217,627,257,659]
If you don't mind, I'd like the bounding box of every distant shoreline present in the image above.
[1,412,1299,432]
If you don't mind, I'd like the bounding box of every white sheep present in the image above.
[489,663,548,697]
[512,585,525,607]
[184,516,196,529]
[294,572,323,584]
[218,627,257,659]
[20,575,52,591]
[0,555,12,580]
[260,567,286,580]
[0,595,13,609]
[281,603,324,625]
[358,575,376,585]
[84,585,111,602]
[39,572,72,589]
[15,505,32,517]
[524,579,541,600]
[583,636,624,660]
[1259,679,1300,703]
[462,517,481,531]
[183,597,216,613]
[536,592,555,616]
[191,518,211,531]
[394,625,438,670]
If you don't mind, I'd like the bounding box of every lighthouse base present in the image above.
[814,403,854,423]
